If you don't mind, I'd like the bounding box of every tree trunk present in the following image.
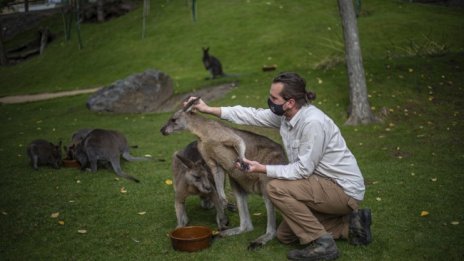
[39,28,49,55]
[97,0,105,22]
[25,0,29,13]
[0,26,7,65]
[338,0,378,125]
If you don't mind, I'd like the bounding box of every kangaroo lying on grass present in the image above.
[172,141,229,230]
[160,98,288,250]
[27,139,62,170]
[74,129,150,182]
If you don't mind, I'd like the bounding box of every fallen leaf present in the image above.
[77,229,87,234]
[376,197,382,201]
[431,178,437,182]
[253,212,262,216]
[2,211,7,215]
[451,221,459,225]
[231,95,237,99]
[50,212,60,218]
[138,211,146,215]
[212,230,220,236]
[165,179,173,185]
[120,187,128,193]
[76,180,81,184]
[58,220,65,225]
[420,211,429,217]
[144,154,152,158]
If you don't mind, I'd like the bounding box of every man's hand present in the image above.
[236,158,266,174]
[184,96,209,113]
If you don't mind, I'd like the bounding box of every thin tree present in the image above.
[97,0,105,22]
[141,0,150,39]
[338,0,378,125]
[24,0,29,13]
[0,24,7,65]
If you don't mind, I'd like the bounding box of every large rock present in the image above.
[87,69,173,113]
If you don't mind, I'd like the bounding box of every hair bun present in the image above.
[306,91,316,101]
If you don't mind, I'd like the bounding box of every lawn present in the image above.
[1,0,463,260]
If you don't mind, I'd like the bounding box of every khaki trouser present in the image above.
[266,174,359,245]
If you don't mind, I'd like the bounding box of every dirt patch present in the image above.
[0,88,101,104]
[0,82,237,112]
[156,82,237,112]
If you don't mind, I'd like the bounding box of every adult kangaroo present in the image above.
[160,98,288,250]
[75,129,149,182]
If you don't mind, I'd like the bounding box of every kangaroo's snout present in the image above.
[160,126,169,136]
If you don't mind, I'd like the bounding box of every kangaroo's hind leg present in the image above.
[220,177,253,237]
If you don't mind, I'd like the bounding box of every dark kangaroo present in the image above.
[27,139,62,170]
[202,47,224,79]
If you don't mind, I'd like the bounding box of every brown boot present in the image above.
[287,234,339,261]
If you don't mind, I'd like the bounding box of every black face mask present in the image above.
[268,98,286,116]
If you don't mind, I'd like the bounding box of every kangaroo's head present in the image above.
[202,47,210,58]
[160,97,200,136]
[176,153,213,194]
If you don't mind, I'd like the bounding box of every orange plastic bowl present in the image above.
[169,226,212,252]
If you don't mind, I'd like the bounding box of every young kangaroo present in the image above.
[202,47,224,79]
[160,98,288,250]
[172,141,229,230]
[27,139,62,170]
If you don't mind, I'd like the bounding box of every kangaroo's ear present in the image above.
[183,96,201,112]
[176,153,194,168]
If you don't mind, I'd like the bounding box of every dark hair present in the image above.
[272,72,316,108]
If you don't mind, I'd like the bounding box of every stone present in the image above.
[87,69,173,113]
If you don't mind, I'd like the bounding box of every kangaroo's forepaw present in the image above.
[235,158,250,172]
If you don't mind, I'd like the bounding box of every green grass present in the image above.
[1,0,464,260]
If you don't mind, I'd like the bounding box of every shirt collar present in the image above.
[286,105,310,128]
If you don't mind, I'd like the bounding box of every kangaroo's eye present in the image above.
[171,119,176,123]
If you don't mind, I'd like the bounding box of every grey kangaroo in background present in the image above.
[172,141,229,230]
[202,47,224,79]
[160,98,288,250]
[74,129,149,182]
